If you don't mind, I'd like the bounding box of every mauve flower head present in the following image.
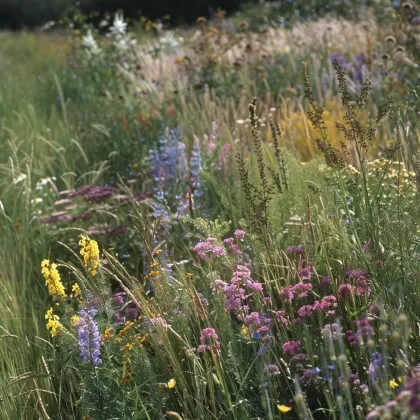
[290,353,310,372]
[282,340,302,356]
[54,198,73,206]
[234,230,246,240]
[320,276,331,287]
[244,312,261,330]
[125,307,138,320]
[264,364,280,375]
[72,213,93,222]
[298,304,314,317]
[338,283,353,301]
[199,327,220,351]
[84,186,118,201]
[300,369,322,391]
[285,245,305,256]
[298,265,312,281]
[193,239,226,260]
[107,225,128,235]
[113,292,126,306]
[275,310,289,327]
[71,185,93,197]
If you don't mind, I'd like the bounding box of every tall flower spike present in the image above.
[76,299,102,366]
[79,235,100,276]
[45,307,63,337]
[41,259,66,298]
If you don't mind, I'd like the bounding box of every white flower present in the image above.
[31,198,43,205]
[114,36,137,51]
[36,177,50,190]
[109,13,127,38]
[158,33,180,52]
[14,173,27,185]
[82,30,102,57]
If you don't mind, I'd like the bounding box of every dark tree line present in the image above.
[0,0,250,29]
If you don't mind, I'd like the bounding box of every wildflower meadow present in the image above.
[0,1,419,419]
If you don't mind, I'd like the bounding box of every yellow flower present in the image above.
[277,405,292,414]
[241,324,251,340]
[72,283,81,298]
[45,307,62,337]
[41,259,67,298]
[167,378,176,389]
[71,315,81,326]
[79,235,100,276]
[389,379,399,389]
[102,328,113,343]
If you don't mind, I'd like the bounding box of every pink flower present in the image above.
[298,305,314,317]
[234,230,246,240]
[338,284,353,301]
[199,328,220,352]
[282,340,302,356]
[275,310,289,327]
[246,280,263,292]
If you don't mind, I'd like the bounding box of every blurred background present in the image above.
[0,0,375,29]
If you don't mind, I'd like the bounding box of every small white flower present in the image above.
[82,30,102,57]
[31,198,43,205]
[236,119,245,124]
[109,13,127,38]
[36,177,50,190]
[14,173,27,185]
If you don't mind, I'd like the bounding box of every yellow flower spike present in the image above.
[79,235,100,277]
[166,379,176,389]
[41,259,66,298]
[277,405,292,414]
[45,308,62,337]
[45,307,54,320]
[72,283,81,298]
[389,379,399,389]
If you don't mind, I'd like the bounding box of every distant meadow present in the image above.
[0,1,419,419]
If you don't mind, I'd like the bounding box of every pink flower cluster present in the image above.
[193,238,226,260]
[275,310,289,327]
[338,270,371,301]
[214,265,263,312]
[282,340,302,356]
[223,230,246,255]
[198,327,220,352]
[297,296,338,318]
[280,282,313,303]
[151,317,168,329]
[244,312,273,340]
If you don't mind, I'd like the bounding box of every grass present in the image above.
[0,3,419,418]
